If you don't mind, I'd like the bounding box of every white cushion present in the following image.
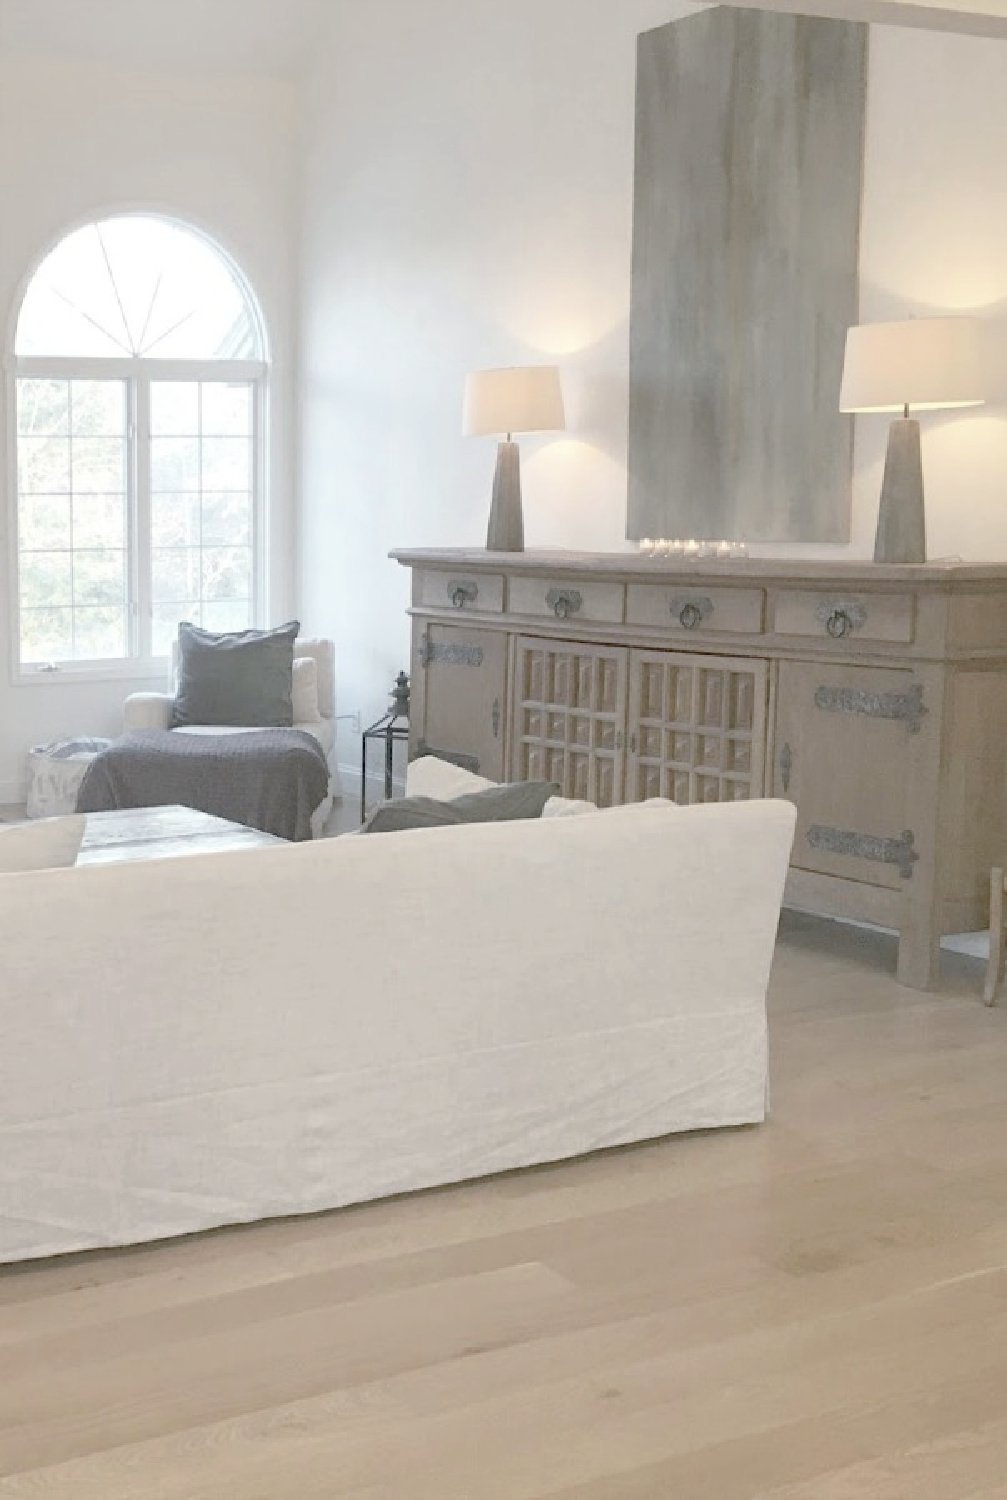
[541,796,598,818]
[171,720,335,754]
[0,814,85,873]
[294,638,335,721]
[405,756,495,799]
[292,656,319,724]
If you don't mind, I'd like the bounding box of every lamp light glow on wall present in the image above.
[463,365,565,552]
[840,317,985,564]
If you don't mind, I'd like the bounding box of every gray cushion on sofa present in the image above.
[362,780,558,834]
[171,621,300,729]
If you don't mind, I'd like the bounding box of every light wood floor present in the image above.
[2,914,1006,1498]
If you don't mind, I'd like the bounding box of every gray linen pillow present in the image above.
[362,780,558,834]
[171,621,300,728]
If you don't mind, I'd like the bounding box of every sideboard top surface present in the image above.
[391,548,1007,588]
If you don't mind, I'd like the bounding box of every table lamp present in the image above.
[839,317,985,564]
[463,365,565,551]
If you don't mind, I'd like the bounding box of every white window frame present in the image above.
[7,353,268,684]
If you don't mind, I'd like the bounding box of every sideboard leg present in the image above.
[984,869,1004,1006]
[896,919,941,991]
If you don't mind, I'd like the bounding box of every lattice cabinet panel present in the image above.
[509,637,629,807]
[625,650,768,805]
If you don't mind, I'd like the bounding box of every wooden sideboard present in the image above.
[392,548,1007,990]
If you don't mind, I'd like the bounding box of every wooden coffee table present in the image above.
[77,805,286,866]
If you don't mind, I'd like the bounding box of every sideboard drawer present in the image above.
[414,569,504,614]
[773,590,915,645]
[507,576,625,624]
[626,583,765,635]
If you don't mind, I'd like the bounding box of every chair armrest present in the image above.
[124,692,174,732]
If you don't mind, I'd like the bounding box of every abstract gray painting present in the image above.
[627,8,867,543]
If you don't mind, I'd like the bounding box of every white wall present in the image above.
[0,54,302,801]
[748,23,1007,562]
[299,0,696,765]
[850,25,1007,564]
[300,6,1007,777]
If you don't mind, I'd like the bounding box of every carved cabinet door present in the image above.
[625,650,768,804]
[773,659,928,889]
[411,622,508,781]
[509,636,629,806]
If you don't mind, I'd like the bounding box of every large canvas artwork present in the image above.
[627,8,868,544]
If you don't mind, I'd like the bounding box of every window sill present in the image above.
[12,659,171,687]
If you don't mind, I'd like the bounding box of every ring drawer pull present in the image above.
[670,594,713,630]
[546,588,582,619]
[814,600,866,638]
[448,579,478,609]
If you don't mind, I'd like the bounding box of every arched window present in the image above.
[11,215,267,672]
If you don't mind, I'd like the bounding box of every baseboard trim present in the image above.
[337,763,406,799]
[0,778,25,807]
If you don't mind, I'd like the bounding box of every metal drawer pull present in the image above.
[807,824,919,880]
[547,588,582,619]
[670,595,713,631]
[815,600,866,638]
[448,579,478,609]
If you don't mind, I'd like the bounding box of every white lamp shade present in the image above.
[839,316,986,414]
[463,365,565,437]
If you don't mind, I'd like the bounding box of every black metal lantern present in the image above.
[360,671,410,822]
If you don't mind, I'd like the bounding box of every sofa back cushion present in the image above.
[171,621,299,728]
[293,638,335,721]
[405,755,494,800]
[291,655,320,724]
[0,814,85,872]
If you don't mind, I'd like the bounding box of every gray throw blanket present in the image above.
[76,730,330,842]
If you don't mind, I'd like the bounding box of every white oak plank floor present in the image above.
[2,911,1006,1498]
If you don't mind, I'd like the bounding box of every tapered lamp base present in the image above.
[874,417,926,564]
[485,441,524,552]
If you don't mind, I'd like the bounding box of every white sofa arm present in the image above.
[124,692,174,732]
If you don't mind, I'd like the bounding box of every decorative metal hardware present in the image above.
[616,730,624,751]
[807,824,919,880]
[814,600,867,638]
[491,697,501,738]
[546,588,582,620]
[629,731,638,755]
[813,682,927,735]
[418,636,484,669]
[415,742,481,774]
[448,578,478,609]
[670,595,714,631]
[780,741,793,794]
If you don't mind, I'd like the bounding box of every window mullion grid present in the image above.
[68,381,76,660]
[133,376,152,660]
[253,376,265,626]
[198,381,205,628]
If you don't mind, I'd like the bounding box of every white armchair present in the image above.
[123,637,342,824]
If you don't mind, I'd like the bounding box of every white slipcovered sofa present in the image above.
[0,789,795,1265]
[123,636,341,809]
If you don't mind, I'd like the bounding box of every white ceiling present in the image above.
[0,0,333,77]
[2,0,1005,81]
